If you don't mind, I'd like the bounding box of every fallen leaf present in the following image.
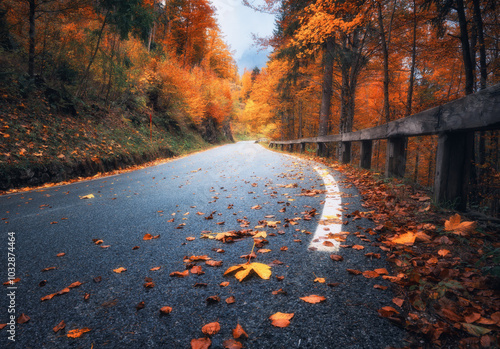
[280,246,288,251]
[143,233,153,240]
[0,324,6,330]
[392,298,404,307]
[220,281,230,287]
[314,277,326,283]
[323,241,334,247]
[444,214,477,235]
[41,267,57,272]
[17,313,30,324]
[362,270,380,278]
[79,194,94,199]
[374,284,388,290]
[191,337,211,349]
[191,266,204,275]
[206,295,220,304]
[374,268,389,275]
[57,252,65,257]
[224,263,271,281]
[352,245,365,250]
[113,267,127,273]
[150,266,161,271]
[144,282,155,288]
[464,312,482,324]
[3,278,20,285]
[135,301,145,311]
[438,249,450,257]
[170,270,189,277]
[53,320,65,333]
[300,295,326,304]
[347,269,362,275]
[186,237,196,241]
[66,328,91,338]
[160,306,172,315]
[461,323,491,337]
[257,248,272,253]
[206,260,223,267]
[232,324,248,339]
[330,254,344,261]
[390,232,416,245]
[378,306,399,318]
[269,312,294,328]
[226,296,236,304]
[223,339,243,349]
[202,322,221,335]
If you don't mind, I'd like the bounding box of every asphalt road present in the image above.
[0,141,405,348]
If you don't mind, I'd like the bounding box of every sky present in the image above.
[210,0,276,75]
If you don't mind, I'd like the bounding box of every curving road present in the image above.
[0,141,405,348]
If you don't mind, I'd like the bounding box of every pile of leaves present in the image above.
[328,162,500,348]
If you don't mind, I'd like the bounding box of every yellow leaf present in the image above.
[79,194,94,200]
[254,231,267,238]
[224,262,271,282]
[314,277,326,283]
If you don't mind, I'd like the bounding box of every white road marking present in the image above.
[308,166,343,252]
[257,145,344,252]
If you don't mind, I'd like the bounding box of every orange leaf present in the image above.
[143,233,153,240]
[220,281,229,287]
[190,266,204,275]
[323,241,334,247]
[3,278,20,286]
[223,339,243,349]
[202,321,221,335]
[67,328,91,338]
[464,312,481,324]
[374,268,388,275]
[438,249,450,257]
[17,313,30,324]
[53,320,66,333]
[378,306,399,318]
[226,296,236,304]
[347,269,362,275]
[444,214,476,235]
[150,266,161,271]
[232,324,248,339]
[362,270,379,278]
[41,293,56,301]
[374,284,388,290]
[160,306,172,315]
[191,338,211,349]
[330,254,343,261]
[300,295,326,304]
[186,237,196,241]
[57,252,66,257]
[352,245,365,250]
[269,312,294,328]
[205,260,223,267]
[113,267,127,273]
[68,281,82,289]
[390,232,416,245]
[392,298,404,307]
[170,270,189,277]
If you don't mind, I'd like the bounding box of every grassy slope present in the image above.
[0,82,230,191]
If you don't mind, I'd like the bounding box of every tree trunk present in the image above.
[77,11,109,97]
[472,0,487,90]
[317,37,334,156]
[28,0,36,78]
[406,0,417,116]
[456,0,474,95]
[377,1,390,122]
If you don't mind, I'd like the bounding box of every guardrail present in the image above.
[269,84,500,210]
